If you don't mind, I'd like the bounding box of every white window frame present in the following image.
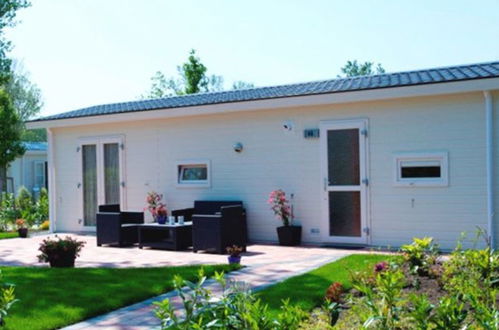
[393,151,448,187]
[175,160,211,188]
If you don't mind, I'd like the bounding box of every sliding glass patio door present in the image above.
[79,136,125,229]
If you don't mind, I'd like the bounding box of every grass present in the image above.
[0,231,19,240]
[257,254,401,314]
[1,264,237,330]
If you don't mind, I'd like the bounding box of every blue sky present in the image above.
[6,0,499,117]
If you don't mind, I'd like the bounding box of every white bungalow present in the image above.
[27,61,499,249]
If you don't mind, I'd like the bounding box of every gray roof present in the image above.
[23,142,47,151]
[31,61,499,122]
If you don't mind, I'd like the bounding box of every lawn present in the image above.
[257,254,401,315]
[0,232,19,240]
[2,264,237,330]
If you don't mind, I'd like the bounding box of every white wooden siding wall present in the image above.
[493,91,499,247]
[52,92,488,249]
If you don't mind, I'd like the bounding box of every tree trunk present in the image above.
[0,165,7,194]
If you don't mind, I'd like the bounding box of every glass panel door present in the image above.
[104,143,120,204]
[79,137,124,230]
[82,145,98,226]
[321,120,367,244]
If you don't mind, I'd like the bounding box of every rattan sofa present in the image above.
[172,201,247,254]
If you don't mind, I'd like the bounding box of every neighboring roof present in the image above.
[31,61,499,122]
[23,142,48,152]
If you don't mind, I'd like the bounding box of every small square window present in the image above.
[393,152,448,187]
[176,160,210,188]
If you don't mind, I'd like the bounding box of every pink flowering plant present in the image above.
[145,191,167,221]
[268,189,292,226]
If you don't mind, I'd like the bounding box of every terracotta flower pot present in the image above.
[277,226,302,246]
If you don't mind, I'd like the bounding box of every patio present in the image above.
[0,233,359,269]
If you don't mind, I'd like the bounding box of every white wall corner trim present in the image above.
[484,90,494,248]
[47,128,57,233]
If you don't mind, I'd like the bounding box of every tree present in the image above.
[4,61,45,141]
[0,89,25,192]
[339,60,386,77]
[0,0,30,85]
[144,49,252,98]
[232,81,255,90]
[4,61,42,121]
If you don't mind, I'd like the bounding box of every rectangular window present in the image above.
[176,160,210,187]
[394,152,448,187]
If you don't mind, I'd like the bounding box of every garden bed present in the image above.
[301,236,499,329]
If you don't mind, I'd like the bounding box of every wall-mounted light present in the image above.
[233,142,243,153]
[282,120,295,132]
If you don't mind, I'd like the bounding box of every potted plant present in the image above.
[268,189,302,246]
[37,236,86,268]
[226,245,243,264]
[145,191,168,224]
[15,219,28,238]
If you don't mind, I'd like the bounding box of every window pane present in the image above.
[329,191,361,237]
[82,145,97,226]
[181,166,207,181]
[327,129,359,185]
[104,143,120,204]
[401,166,441,178]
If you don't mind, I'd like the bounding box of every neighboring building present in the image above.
[6,142,48,197]
[27,61,499,250]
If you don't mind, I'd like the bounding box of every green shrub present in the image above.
[154,270,308,330]
[0,270,18,326]
[0,193,18,231]
[15,186,36,226]
[400,237,439,276]
[34,188,49,225]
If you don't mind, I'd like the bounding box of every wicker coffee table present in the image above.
[137,222,192,251]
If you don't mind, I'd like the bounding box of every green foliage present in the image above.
[4,61,43,121]
[154,270,308,329]
[0,270,17,326]
[0,192,17,230]
[15,185,35,225]
[144,49,252,98]
[0,0,30,84]
[408,294,433,330]
[34,187,49,223]
[21,128,46,142]
[400,236,439,275]
[339,60,385,78]
[431,295,467,329]
[0,89,25,191]
[352,267,407,329]
[232,80,255,90]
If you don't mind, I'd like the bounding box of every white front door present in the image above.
[78,136,126,230]
[320,119,368,245]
